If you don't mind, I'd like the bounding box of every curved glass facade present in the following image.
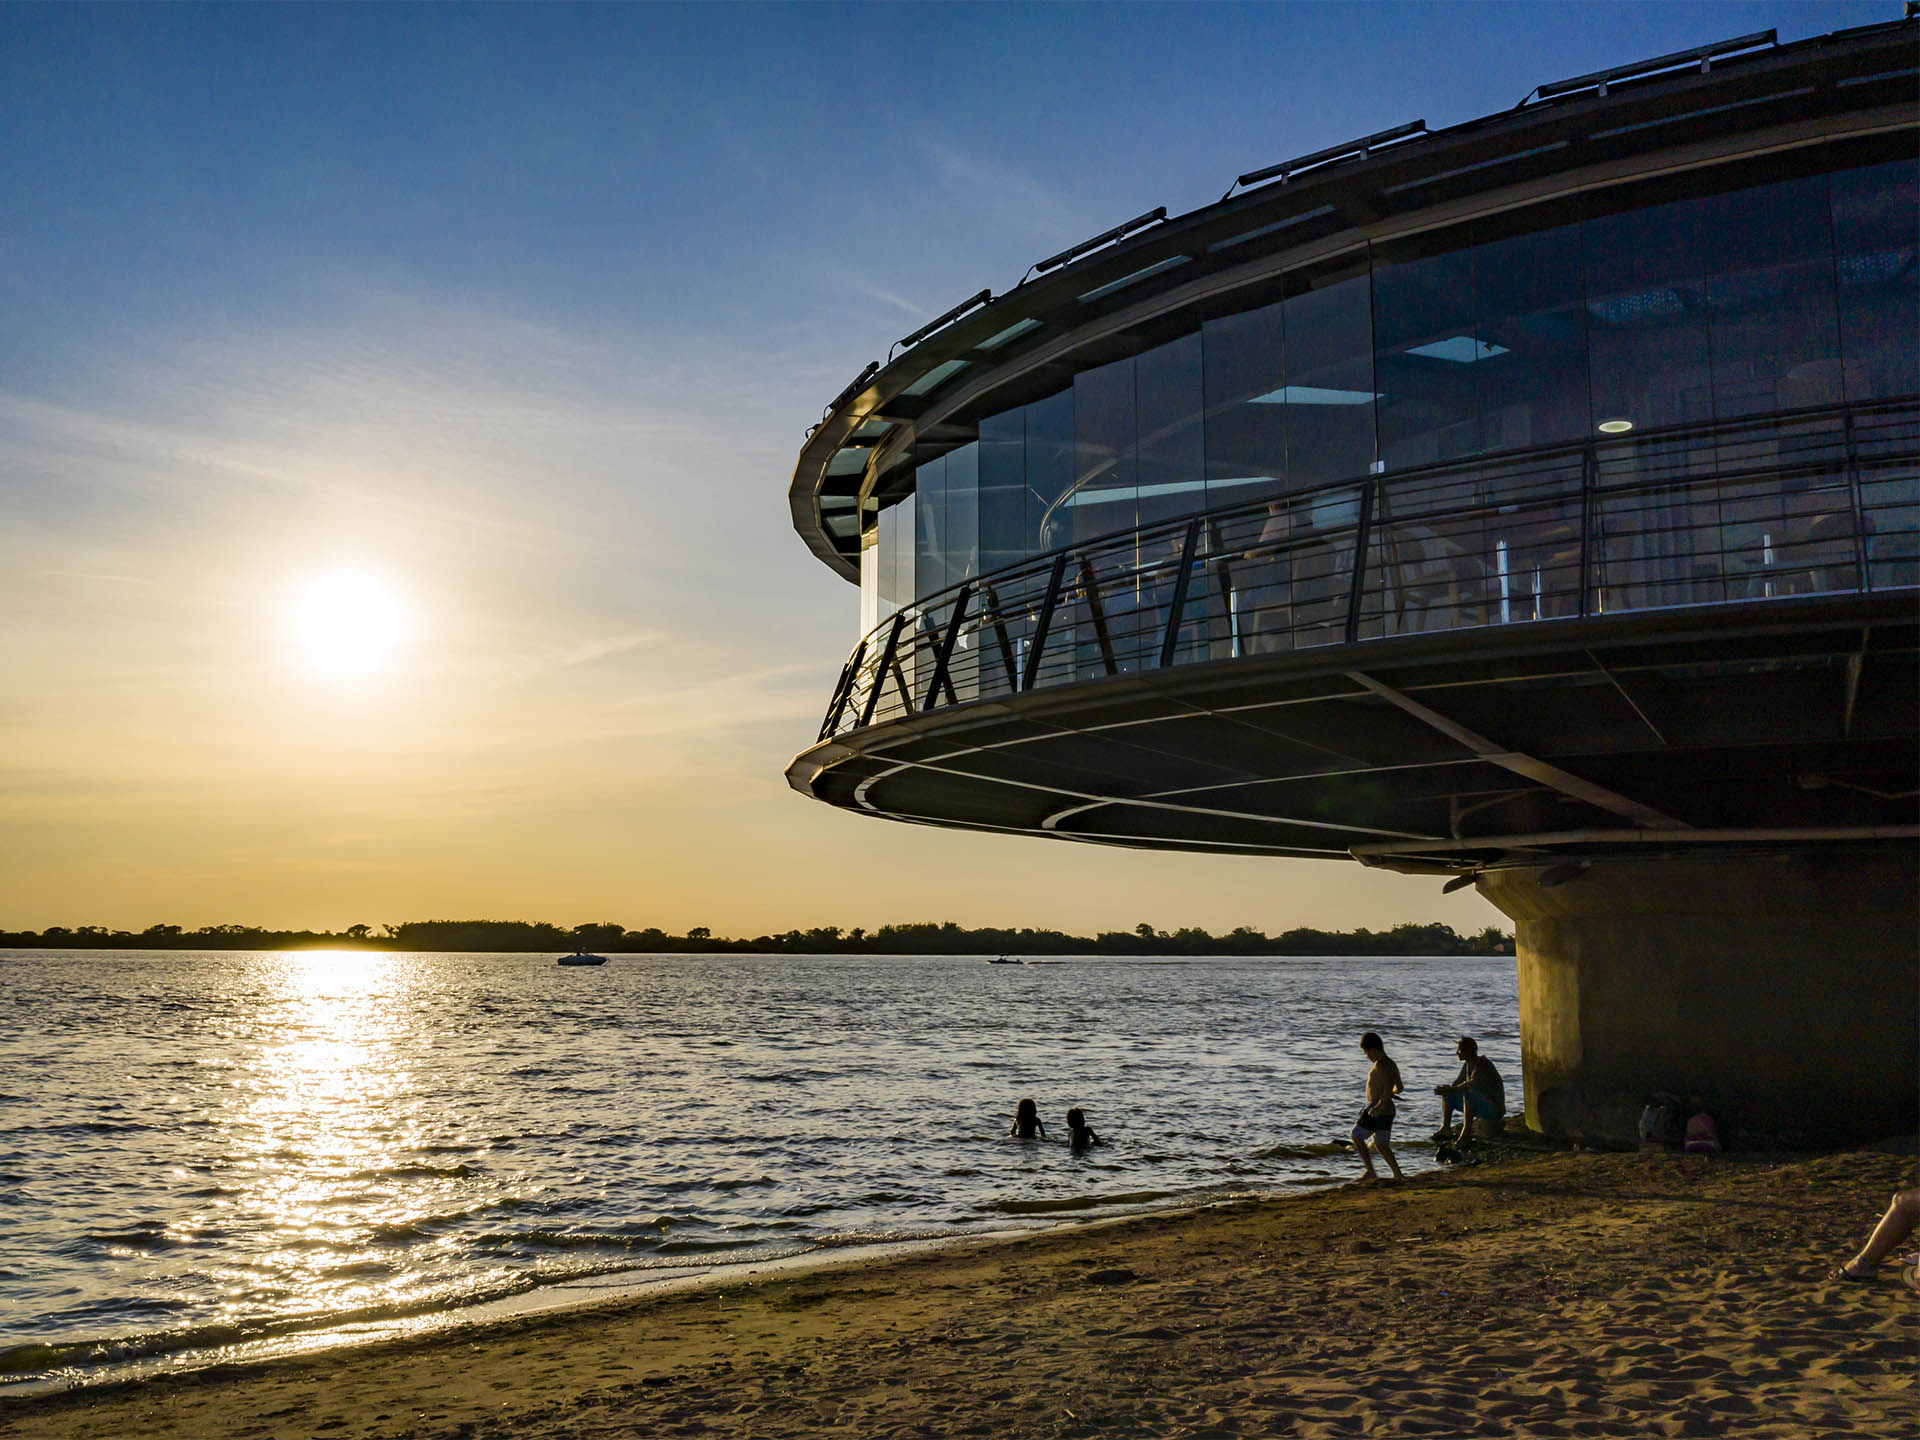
[863,148,1919,620]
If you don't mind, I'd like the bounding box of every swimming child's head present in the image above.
[1066,1107,1086,1129]
[1015,1097,1038,1122]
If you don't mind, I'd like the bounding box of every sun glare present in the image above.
[290,571,409,682]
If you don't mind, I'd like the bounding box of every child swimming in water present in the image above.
[1066,1107,1101,1152]
[1010,1097,1046,1139]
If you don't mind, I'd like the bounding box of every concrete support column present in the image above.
[1479,849,1918,1144]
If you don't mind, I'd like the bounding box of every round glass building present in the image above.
[785,21,1918,1142]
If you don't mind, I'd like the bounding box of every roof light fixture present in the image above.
[1597,418,1635,434]
[827,361,881,416]
[1028,207,1168,280]
[1224,120,1428,200]
[893,288,993,358]
[1527,29,1775,104]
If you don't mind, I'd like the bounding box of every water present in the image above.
[0,949,1517,1388]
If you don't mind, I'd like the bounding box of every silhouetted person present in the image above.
[1351,1032,1405,1181]
[1432,1036,1505,1142]
[1066,1107,1101,1152]
[1010,1097,1046,1140]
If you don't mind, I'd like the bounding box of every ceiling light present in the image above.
[1407,336,1510,363]
[1597,418,1635,435]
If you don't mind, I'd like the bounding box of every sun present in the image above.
[289,570,410,682]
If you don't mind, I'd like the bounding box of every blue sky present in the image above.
[0,2,1892,933]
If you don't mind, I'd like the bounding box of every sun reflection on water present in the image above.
[228,951,422,1316]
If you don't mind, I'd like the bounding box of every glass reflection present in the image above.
[893,155,1911,615]
[1072,354,1139,547]
[1280,271,1378,487]
[1831,158,1920,404]
[1702,175,1842,417]
[1135,332,1206,529]
[1203,300,1287,509]
[1584,194,1713,434]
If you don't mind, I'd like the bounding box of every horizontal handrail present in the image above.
[818,398,1919,743]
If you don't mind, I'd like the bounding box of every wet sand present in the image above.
[6,1145,1913,1439]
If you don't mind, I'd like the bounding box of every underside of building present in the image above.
[783,20,1920,1142]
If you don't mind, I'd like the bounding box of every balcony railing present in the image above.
[816,398,1920,744]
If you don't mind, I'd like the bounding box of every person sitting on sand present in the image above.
[1836,1187,1920,1291]
[1351,1032,1405,1182]
[1432,1037,1505,1143]
[1066,1107,1101,1152]
[1010,1097,1046,1140]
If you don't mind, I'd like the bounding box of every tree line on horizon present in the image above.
[0,918,1514,957]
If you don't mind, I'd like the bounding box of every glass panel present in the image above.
[1831,158,1920,404]
[1860,467,1919,590]
[859,522,879,634]
[942,444,981,702]
[1282,270,1377,486]
[1591,429,1730,611]
[914,455,946,600]
[1584,195,1712,433]
[978,407,1026,576]
[875,504,897,618]
[1374,235,1481,467]
[1072,355,1137,545]
[1134,332,1206,529]
[1207,483,1364,655]
[1202,300,1287,509]
[944,442,979,586]
[1701,175,1842,417]
[1474,219,1590,450]
[975,409,1029,697]
[892,492,914,613]
[1025,388,1075,555]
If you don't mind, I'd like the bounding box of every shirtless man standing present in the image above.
[1351,1032,1405,1181]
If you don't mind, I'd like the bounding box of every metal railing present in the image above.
[817,399,1920,744]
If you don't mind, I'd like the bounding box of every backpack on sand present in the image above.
[1637,1093,1684,1147]
[1683,1111,1722,1154]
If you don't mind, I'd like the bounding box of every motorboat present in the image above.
[988,955,1023,965]
[557,952,608,967]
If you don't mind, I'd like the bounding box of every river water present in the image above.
[0,949,1517,1388]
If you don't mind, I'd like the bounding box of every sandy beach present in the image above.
[6,1144,1913,1440]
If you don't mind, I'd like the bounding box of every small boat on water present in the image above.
[988,955,1023,965]
[557,952,608,967]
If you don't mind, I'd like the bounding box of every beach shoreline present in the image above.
[5,1143,1913,1439]
[2,1202,1183,1400]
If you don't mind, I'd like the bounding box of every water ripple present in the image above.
[0,948,1517,1386]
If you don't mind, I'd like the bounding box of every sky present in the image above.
[0,1,1892,937]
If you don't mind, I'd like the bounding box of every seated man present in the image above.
[1433,1036,1505,1142]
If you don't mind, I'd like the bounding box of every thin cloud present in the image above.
[920,140,1090,243]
